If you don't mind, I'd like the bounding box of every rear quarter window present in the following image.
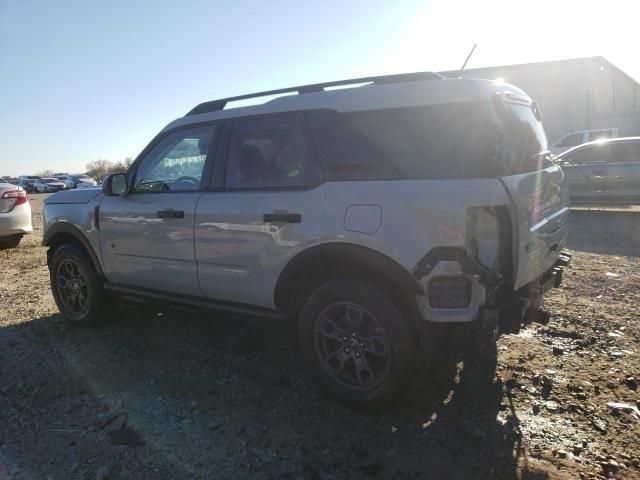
[308,100,548,181]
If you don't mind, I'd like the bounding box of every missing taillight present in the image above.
[2,188,28,207]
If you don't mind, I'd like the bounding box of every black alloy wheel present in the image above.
[314,301,391,389]
[56,259,89,315]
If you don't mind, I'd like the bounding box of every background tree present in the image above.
[84,158,133,181]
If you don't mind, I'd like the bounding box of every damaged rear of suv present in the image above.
[43,72,570,409]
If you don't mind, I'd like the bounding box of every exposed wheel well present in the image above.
[275,243,424,341]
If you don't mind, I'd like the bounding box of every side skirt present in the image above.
[103,283,286,320]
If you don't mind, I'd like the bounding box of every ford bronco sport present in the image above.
[43,72,571,409]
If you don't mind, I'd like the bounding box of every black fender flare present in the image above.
[274,242,423,313]
[43,222,104,278]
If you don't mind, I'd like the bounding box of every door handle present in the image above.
[157,209,185,219]
[592,169,607,176]
[263,213,302,223]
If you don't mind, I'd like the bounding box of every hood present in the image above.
[44,187,102,204]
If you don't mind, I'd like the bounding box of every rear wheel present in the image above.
[50,244,110,326]
[0,235,22,250]
[299,279,418,410]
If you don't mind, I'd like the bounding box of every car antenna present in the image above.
[456,43,477,78]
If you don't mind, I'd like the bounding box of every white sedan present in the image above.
[0,182,32,249]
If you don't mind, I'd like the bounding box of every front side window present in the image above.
[225,115,313,189]
[133,125,217,193]
[562,146,608,165]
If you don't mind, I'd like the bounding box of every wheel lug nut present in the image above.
[359,342,364,347]
[343,336,347,341]
[345,348,350,354]
[355,352,360,358]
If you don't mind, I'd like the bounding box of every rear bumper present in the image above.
[0,203,33,237]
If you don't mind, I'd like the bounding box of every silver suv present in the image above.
[43,72,571,409]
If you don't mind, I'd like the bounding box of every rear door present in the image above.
[99,124,219,296]
[604,141,640,200]
[195,113,325,309]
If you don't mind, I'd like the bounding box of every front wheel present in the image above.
[298,279,419,410]
[50,244,111,326]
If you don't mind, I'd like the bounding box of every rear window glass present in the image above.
[608,142,640,162]
[308,101,548,181]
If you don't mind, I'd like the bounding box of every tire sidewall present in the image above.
[50,245,104,326]
[299,278,417,410]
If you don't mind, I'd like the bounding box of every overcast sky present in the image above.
[1,0,638,176]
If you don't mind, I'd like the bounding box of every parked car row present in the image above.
[16,174,98,193]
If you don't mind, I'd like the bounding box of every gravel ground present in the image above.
[0,194,639,480]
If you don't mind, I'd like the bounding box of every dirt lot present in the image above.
[1,194,639,480]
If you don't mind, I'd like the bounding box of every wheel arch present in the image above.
[274,242,423,320]
[43,223,104,278]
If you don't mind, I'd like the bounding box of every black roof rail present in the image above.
[185,71,444,116]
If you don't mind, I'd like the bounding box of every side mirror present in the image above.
[102,173,129,196]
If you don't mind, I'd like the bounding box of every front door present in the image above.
[561,144,610,200]
[99,124,220,296]
[195,113,325,309]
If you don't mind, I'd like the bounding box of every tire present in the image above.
[0,235,22,250]
[50,244,109,326]
[298,279,418,410]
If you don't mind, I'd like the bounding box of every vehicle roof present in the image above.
[163,77,527,133]
[558,136,640,157]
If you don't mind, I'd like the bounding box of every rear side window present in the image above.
[225,114,316,189]
[608,142,640,163]
[587,131,614,142]
[308,101,548,181]
[562,146,609,165]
